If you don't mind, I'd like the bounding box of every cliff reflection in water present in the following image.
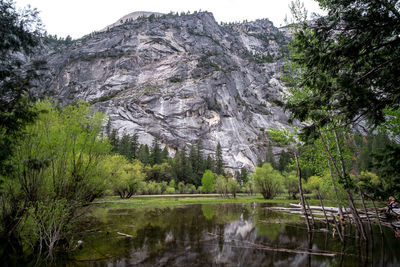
[69,203,400,266]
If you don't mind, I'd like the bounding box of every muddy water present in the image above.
[67,203,400,266]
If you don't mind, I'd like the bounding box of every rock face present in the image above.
[41,11,292,171]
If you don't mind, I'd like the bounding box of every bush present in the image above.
[165,187,176,194]
[184,184,197,194]
[215,175,228,197]
[227,179,240,198]
[253,163,283,199]
[201,170,215,193]
[283,171,298,199]
[1,100,111,256]
[103,157,145,198]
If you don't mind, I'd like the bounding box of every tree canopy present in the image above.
[285,0,400,133]
[0,0,44,171]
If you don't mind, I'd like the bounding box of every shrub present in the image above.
[253,163,283,199]
[201,170,215,193]
[227,179,240,198]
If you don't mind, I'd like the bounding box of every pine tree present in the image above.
[205,155,215,172]
[118,133,131,159]
[150,135,162,165]
[138,144,150,165]
[161,146,169,162]
[278,150,292,172]
[109,129,119,152]
[105,118,112,137]
[130,133,139,159]
[239,167,249,185]
[215,142,224,175]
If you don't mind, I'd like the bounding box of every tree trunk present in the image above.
[306,199,316,229]
[294,151,310,232]
[368,195,383,235]
[319,131,367,240]
[333,130,367,241]
[317,191,330,229]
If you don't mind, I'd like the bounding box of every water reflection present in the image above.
[67,203,400,266]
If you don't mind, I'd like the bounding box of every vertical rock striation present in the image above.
[41,11,292,171]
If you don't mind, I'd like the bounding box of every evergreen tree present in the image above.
[118,133,131,159]
[180,146,194,183]
[266,142,276,168]
[189,144,197,173]
[150,135,162,165]
[109,129,119,152]
[130,133,139,159]
[172,148,182,181]
[205,155,215,172]
[239,167,249,185]
[161,146,169,162]
[285,0,400,133]
[215,142,224,175]
[105,118,112,137]
[138,144,150,165]
[0,0,43,172]
[278,150,292,172]
[196,140,205,174]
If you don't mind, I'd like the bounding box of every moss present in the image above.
[169,77,182,83]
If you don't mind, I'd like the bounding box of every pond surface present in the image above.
[67,202,400,266]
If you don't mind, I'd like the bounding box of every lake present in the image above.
[66,202,399,266]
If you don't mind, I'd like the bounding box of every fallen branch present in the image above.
[117,232,133,238]
[207,232,336,257]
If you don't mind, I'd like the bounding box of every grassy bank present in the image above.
[91,193,385,210]
[92,194,293,208]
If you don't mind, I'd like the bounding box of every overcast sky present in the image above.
[14,0,325,39]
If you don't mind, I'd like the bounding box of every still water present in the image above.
[68,203,400,266]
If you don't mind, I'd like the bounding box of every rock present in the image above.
[38,11,292,171]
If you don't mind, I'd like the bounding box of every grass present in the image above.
[92,194,295,209]
[91,193,386,210]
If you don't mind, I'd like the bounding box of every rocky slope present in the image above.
[40,11,292,171]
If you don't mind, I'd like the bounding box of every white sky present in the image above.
[14,0,324,39]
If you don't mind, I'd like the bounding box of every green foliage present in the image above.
[20,199,74,257]
[243,176,255,195]
[150,135,163,165]
[253,163,283,199]
[372,143,400,200]
[102,156,145,198]
[215,142,224,175]
[169,77,182,83]
[201,170,215,193]
[0,0,43,172]
[214,175,228,197]
[1,100,111,256]
[357,171,382,199]
[283,171,298,199]
[278,150,293,172]
[285,0,400,132]
[235,167,249,185]
[201,204,215,220]
[144,162,173,182]
[227,178,240,198]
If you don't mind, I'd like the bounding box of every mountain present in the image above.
[100,11,164,32]
[40,11,292,171]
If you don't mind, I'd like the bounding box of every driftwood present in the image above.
[207,232,335,257]
[117,232,133,238]
[267,203,400,231]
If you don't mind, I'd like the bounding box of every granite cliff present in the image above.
[40,11,292,171]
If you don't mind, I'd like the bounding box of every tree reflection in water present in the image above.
[65,203,400,266]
